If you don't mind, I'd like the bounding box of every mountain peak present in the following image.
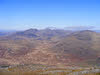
[25,28,38,33]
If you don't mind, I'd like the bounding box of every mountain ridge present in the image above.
[0,29,100,66]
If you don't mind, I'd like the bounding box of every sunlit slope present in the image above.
[0,29,100,66]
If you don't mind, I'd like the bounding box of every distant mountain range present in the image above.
[0,30,16,36]
[0,32,7,36]
[0,29,100,66]
[94,30,100,33]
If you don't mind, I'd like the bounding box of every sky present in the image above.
[0,0,100,30]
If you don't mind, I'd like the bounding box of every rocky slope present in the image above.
[0,29,100,66]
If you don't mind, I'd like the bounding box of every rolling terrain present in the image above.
[0,29,100,66]
[0,29,100,75]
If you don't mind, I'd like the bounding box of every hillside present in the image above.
[0,29,100,66]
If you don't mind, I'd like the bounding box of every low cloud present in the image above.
[65,26,94,31]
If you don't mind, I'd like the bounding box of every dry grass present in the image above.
[0,66,100,75]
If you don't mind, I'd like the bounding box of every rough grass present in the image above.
[0,72,100,75]
[0,65,100,75]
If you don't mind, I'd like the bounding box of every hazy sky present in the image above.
[0,0,100,30]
